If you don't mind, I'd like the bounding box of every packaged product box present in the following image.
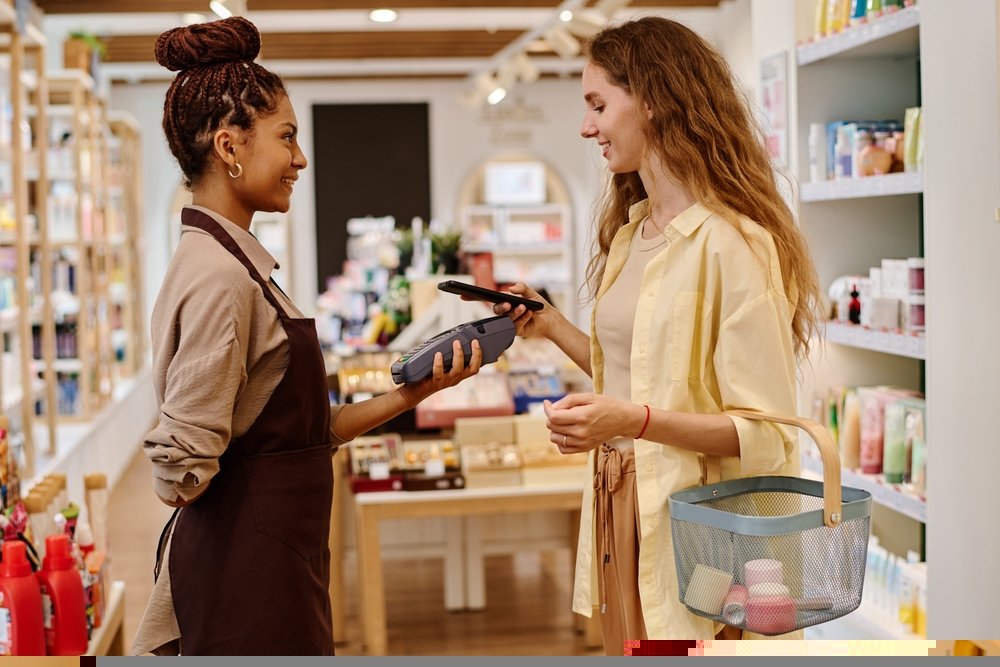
[454,415,515,447]
[415,372,515,429]
[85,550,107,629]
[349,475,404,494]
[400,440,457,471]
[402,471,465,492]
[460,443,522,489]
[882,400,907,484]
[348,434,403,474]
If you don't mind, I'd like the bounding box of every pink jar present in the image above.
[907,257,924,294]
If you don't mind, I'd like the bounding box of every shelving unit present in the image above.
[797,4,921,65]
[801,452,926,523]
[459,203,574,307]
[824,321,925,359]
[799,171,923,202]
[790,0,928,641]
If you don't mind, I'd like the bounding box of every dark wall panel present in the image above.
[312,103,431,292]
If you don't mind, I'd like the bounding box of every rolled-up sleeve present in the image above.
[144,260,252,503]
[145,339,246,502]
[714,291,799,478]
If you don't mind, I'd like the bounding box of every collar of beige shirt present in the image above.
[183,204,281,282]
[627,198,714,237]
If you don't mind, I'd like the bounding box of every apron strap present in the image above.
[154,507,180,583]
[181,208,291,320]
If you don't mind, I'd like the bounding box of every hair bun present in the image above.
[155,16,261,72]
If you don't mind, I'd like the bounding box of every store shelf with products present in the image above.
[824,321,925,359]
[797,4,920,66]
[800,171,923,202]
[791,0,931,636]
[800,451,926,523]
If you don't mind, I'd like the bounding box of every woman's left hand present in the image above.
[543,393,643,454]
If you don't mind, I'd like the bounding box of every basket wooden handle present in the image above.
[724,409,843,528]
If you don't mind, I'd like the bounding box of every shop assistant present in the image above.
[131,17,483,656]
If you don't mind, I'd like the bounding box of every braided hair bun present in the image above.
[156,16,286,188]
[155,16,261,72]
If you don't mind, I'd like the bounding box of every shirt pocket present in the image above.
[671,292,704,383]
[242,445,334,561]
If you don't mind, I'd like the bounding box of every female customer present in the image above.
[132,18,482,656]
[494,17,820,652]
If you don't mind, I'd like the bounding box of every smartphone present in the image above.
[437,280,544,311]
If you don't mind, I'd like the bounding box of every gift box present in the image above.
[403,471,466,491]
[349,474,404,494]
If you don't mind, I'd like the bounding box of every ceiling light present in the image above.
[543,25,581,60]
[565,12,605,38]
[369,9,398,23]
[182,13,207,25]
[512,52,539,84]
[209,1,232,19]
[594,0,632,19]
[560,10,573,22]
[487,87,507,105]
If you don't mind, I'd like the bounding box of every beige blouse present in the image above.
[133,205,345,655]
[594,219,669,451]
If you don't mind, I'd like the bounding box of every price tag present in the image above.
[424,459,446,477]
[368,462,390,480]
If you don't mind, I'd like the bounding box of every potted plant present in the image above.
[64,31,107,75]
[395,227,413,272]
[429,228,463,275]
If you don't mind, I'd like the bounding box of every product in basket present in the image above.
[745,595,797,635]
[722,584,749,625]
[683,564,732,615]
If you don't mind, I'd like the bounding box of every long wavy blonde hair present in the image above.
[583,17,821,359]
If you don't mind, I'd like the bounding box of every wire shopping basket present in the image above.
[668,410,872,636]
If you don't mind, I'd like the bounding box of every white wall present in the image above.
[108,3,752,332]
[921,0,1000,639]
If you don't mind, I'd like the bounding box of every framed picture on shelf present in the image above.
[483,162,546,205]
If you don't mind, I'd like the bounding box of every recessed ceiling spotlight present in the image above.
[182,13,207,25]
[560,10,574,22]
[369,9,399,23]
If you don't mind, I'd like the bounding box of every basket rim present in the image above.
[667,475,872,537]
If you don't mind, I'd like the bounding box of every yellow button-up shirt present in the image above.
[571,199,802,640]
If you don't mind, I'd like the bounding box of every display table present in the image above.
[353,484,587,656]
[85,580,126,656]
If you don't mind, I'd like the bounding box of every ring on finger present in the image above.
[562,434,567,447]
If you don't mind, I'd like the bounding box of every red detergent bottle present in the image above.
[35,534,87,655]
[0,540,46,655]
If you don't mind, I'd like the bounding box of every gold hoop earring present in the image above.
[229,162,243,179]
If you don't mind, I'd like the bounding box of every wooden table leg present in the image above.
[356,503,388,655]
[329,450,346,644]
[465,516,485,610]
[444,516,465,611]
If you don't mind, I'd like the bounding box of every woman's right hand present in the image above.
[492,283,554,338]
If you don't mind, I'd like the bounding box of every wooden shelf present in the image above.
[800,172,923,202]
[824,321,925,359]
[801,452,926,523]
[798,5,920,66]
[463,242,569,255]
[37,358,84,373]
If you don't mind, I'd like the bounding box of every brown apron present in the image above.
[164,208,335,655]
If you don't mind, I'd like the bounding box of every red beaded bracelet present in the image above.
[636,404,651,440]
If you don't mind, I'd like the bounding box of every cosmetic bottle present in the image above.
[0,540,46,655]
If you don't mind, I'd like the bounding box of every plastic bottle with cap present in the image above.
[0,540,46,655]
[34,534,88,655]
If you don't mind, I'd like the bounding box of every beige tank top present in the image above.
[594,219,669,451]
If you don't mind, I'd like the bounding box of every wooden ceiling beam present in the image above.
[37,0,719,14]
[103,30,558,63]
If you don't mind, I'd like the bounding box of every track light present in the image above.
[560,10,574,22]
[487,87,507,105]
[594,0,632,19]
[543,25,581,60]
[209,0,246,19]
[565,10,606,38]
[209,1,232,19]
[512,52,539,84]
[182,13,207,25]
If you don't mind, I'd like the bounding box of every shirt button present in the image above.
[646,576,654,583]
[639,347,646,354]
[648,290,654,296]
[645,463,653,471]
